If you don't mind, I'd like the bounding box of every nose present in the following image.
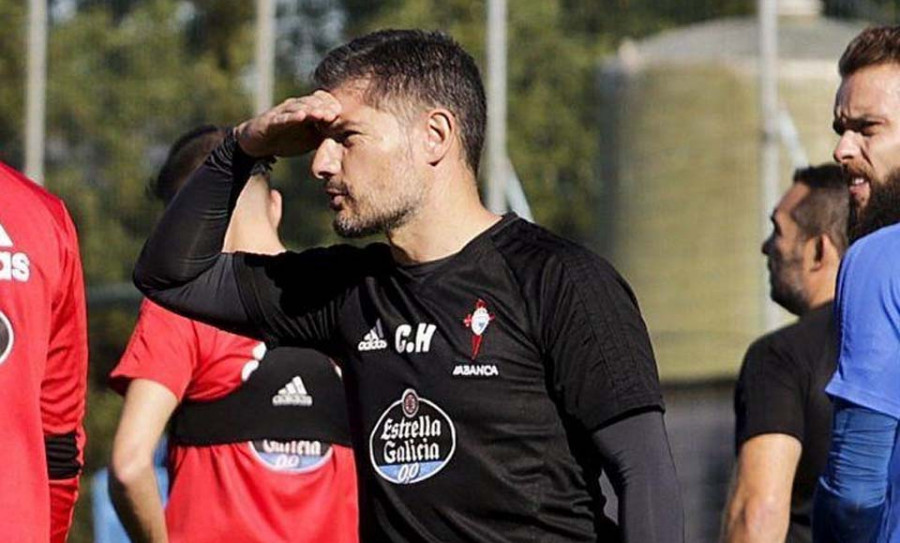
[833,131,860,166]
[761,234,772,256]
[312,139,341,180]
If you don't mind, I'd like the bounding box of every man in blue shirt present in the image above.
[814,25,900,543]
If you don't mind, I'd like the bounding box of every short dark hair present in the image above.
[791,164,849,255]
[313,29,486,173]
[839,25,900,78]
[151,125,226,204]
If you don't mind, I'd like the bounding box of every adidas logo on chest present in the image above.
[358,319,388,351]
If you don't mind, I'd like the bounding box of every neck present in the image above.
[801,269,838,314]
[386,170,502,264]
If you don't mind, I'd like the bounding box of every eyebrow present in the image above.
[832,118,843,134]
[833,114,885,134]
[319,120,364,137]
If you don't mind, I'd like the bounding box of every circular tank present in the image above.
[596,13,864,381]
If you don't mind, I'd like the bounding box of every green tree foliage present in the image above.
[48,0,252,283]
[561,0,753,49]
[40,2,256,540]
[0,1,25,165]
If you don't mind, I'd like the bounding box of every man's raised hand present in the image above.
[235,91,341,158]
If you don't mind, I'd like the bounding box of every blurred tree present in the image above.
[47,0,252,284]
[0,1,25,166]
[42,2,255,540]
[825,0,900,22]
[276,0,345,83]
[561,0,754,48]
[185,0,255,70]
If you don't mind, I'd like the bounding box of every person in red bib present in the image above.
[0,162,88,543]
[108,126,358,543]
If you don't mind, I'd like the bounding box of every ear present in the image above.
[268,189,283,230]
[808,233,837,271]
[819,233,841,266]
[423,109,454,166]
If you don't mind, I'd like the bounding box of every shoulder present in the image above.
[0,164,80,276]
[843,224,900,276]
[136,298,200,337]
[836,227,900,311]
[491,217,598,261]
[0,162,70,226]
[741,326,788,378]
[0,163,76,240]
[742,322,800,374]
[491,217,629,293]
[743,328,779,362]
[140,297,194,323]
[741,305,835,380]
[744,314,812,359]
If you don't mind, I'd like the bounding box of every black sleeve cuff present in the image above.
[45,432,81,480]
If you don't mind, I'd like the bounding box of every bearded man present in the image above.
[813,25,900,543]
[132,29,683,543]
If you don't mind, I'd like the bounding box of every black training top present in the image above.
[232,215,664,541]
[134,133,671,542]
[734,302,837,543]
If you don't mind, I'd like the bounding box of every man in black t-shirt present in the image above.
[134,30,683,542]
[722,165,848,543]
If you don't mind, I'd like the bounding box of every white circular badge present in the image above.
[0,310,14,366]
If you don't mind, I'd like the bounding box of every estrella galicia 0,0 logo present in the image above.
[369,388,456,484]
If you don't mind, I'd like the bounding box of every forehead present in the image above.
[836,63,900,115]
[330,78,421,122]
[328,80,375,118]
[326,79,415,132]
[775,183,810,220]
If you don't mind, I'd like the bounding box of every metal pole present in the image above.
[778,108,808,169]
[25,0,47,185]
[504,157,533,221]
[255,0,275,114]
[486,0,507,214]
[759,0,780,331]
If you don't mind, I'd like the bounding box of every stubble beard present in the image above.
[769,254,807,316]
[849,168,900,243]
[331,164,426,239]
[332,199,419,238]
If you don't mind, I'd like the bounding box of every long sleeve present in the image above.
[813,399,896,543]
[42,204,88,543]
[134,129,258,334]
[591,410,684,543]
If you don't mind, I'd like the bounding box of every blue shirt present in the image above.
[827,223,900,542]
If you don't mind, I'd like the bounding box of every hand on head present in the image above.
[235,90,341,158]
